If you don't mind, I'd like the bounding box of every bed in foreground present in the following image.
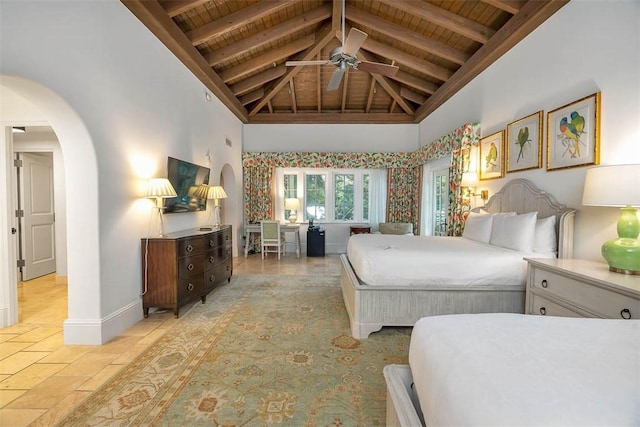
[340,179,575,339]
[385,313,640,426]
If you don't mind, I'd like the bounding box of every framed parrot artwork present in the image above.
[479,130,505,180]
[547,92,601,171]
[506,111,543,173]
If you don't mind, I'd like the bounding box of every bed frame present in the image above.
[340,179,575,339]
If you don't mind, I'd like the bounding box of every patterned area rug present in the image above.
[58,274,410,426]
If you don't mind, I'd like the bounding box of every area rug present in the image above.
[58,274,411,426]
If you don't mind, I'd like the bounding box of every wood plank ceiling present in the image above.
[122,0,569,124]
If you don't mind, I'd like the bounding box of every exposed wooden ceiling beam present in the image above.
[230,65,286,96]
[248,112,414,124]
[400,87,427,105]
[341,70,350,112]
[249,25,336,116]
[482,0,525,15]
[186,0,297,46]
[317,53,322,112]
[357,49,414,115]
[121,0,248,122]
[332,0,342,38]
[204,4,332,66]
[361,38,453,82]
[289,80,297,114]
[379,0,495,44]
[239,88,264,106]
[346,4,469,66]
[219,34,315,83]
[415,0,570,122]
[162,0,209,18]
[365,79,376,113]
[388,70,438,95]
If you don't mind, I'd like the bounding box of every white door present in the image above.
[433,167,449,236]
[19,152,56,280]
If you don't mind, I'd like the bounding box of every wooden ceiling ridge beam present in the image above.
[230,65,287,96]
[120,0,248,122]
[249,25,336,116]
[361,38,453,82]
[356,48,414,115]
[219,34,315,83]
[379,0,495,44]
[162,0,209,18]
[482,0,525,15]
[205,3,332,66]
[345,4,469,66]
[389,70,438,95]
[248,112,414,124]
[415,0,570,122]
[187,0,297,46]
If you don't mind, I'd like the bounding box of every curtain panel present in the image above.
[386,166,423,234]
[243,164,274,224]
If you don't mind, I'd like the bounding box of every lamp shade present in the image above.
[191,184,210,199]
[582,164,640,207]
[285,198,301,210]
[207,186,227,200]
[145,178,177,198]
[460,172,478,187]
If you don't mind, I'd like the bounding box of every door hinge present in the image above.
[13,159,22,167]
[15,209,24,218]
[17,259,25,268]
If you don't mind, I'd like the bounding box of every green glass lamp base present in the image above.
[602,238,640,275]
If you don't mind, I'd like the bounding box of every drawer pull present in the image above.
[187,263,194,271]
[541,279,548,288]
[209,240,215,247]
[209,256,215,263]
[185,244,193,253]
[210,275,216,282]
[226,265,230,271]
[539,307,547,315]
[187,283,194,291]
[621,309,632,320]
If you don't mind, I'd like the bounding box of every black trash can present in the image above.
[307,227,325,257]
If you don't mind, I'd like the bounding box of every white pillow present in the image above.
[534,215,557,254]
[462,211,494,243]
[489,211,538,252]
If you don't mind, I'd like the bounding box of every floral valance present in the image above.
[242,151,413,169]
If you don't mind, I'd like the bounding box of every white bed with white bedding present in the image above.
[385,313,640,426]
[340,179,576,339]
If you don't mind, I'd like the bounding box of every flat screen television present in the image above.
[165,157,210,214]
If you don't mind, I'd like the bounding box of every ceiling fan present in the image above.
[285,0,399,91]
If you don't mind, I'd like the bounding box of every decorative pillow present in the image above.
[462,211,494,243]
[534,215,557,254]
[489,211,538,252]
[379,222,414,235]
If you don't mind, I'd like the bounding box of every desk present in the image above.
[244,223,301,258]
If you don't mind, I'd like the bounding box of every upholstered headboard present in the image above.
[472,179,576,258]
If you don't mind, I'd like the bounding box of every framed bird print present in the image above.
[506,111,543,173]
[547,92,601,171]
[479,130,505,180]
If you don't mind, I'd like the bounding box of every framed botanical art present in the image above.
[506,111,543,173]
[547,92,601,171]
[479,130,505,180]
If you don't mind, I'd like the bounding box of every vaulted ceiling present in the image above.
[122,0,568,124]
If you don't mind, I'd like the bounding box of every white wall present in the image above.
[1,1,243,343]
[418,0,640,262]
[243,123,419,152]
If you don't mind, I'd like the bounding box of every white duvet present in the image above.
[347,234,547,287]
[409,314,640,426]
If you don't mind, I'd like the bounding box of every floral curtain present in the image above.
[386,166,422,234]
[243,163,274,224]
[447,147,471,236]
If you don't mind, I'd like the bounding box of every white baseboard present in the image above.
[63,300,143,345]
[0,307,8,328]
[55,274,68,285]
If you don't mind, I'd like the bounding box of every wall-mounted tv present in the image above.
[165,157,210,214]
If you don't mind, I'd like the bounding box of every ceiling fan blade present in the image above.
[285,60,331,66]
[327,69,345,91]
[343,28,367,57]
[356,61,399,77]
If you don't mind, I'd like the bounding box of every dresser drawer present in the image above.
[178,254,204,277]
[177,276,203,301]
[532,268,640,319]
[178,237,204,257]
[530,294,583,317]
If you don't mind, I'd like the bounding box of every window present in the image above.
[433,168,449,236]
[276,168,372,223]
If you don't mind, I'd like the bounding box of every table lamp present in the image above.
[285,198,301,224]
[207,185,227,228]
[145,178,177,236]
[582,164,640,274]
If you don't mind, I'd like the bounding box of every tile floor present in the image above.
[0,253,341,426]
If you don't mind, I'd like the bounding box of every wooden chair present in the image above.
[260,220,286,259]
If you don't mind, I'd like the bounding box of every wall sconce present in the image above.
[481,190,489,201]
[145,178,177,236]
[582,164,640,274]
[207,185,228,228]
[285,198,301,224]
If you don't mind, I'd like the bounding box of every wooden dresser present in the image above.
[141,225,232,317]
[525,258,640,319]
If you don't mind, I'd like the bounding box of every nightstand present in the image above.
[525,258,640,319]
